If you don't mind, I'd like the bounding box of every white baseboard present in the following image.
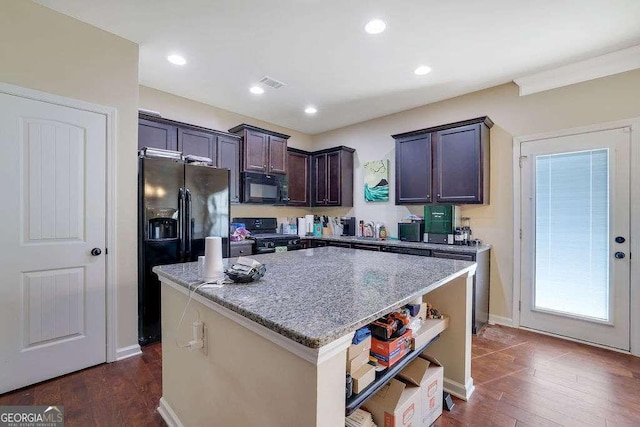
[115,344,142,361]
[444,377,475,401]
[158,397,184,427]
[488,314,515,327]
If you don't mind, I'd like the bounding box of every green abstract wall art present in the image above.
[364,160,389,202]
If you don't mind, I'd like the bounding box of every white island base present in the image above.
[157,267,474,426]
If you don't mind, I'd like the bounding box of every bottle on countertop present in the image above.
[359,220,364,237]
[378,224,387,240]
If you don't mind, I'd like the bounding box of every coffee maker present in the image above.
[423,205,459,244]
[340,217,357,236]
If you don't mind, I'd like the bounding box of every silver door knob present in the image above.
[91,248,102,256]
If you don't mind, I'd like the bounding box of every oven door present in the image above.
[242,172,287,204]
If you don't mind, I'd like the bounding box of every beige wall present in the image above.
[0,0,140,349]
[312,69,640,321]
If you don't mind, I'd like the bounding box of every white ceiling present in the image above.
[36,0,640,135]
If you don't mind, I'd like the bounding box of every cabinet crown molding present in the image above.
[228,123,291,140]
[139,113,240,139]
[391,116,494,140]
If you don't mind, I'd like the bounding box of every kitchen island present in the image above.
[154,246,476,426]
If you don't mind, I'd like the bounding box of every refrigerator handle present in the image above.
[178,188,185,257]
[185,188,192,258]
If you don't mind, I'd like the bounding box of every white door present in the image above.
[0,92,107,393]
[520,127,631,351]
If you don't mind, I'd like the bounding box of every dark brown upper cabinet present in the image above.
[286,148,310,206]
[395,133,433,204]
[178,127,217,164]
[138,113,242,203]
[138,118,177,151]
[392,116,493,205]
[228,124,290,175]
[311,146,355,207]
[217,135,241,204]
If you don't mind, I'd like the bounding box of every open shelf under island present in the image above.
[154,246,476,427]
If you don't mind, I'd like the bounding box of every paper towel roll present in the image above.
[297,217,306,237]
[305,214,314,236]
[204,236,224,281]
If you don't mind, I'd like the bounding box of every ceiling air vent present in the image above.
[259,76,287,89]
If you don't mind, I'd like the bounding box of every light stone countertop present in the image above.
[303,235,491,254]
[153,246,476,348]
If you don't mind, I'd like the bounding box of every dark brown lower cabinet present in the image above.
[431,250,489,334]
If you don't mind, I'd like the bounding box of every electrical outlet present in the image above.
[189,321,204,350]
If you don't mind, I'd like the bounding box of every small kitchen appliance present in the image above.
[241,172,288,205]
[340,217,356,236]
[423,205,459,244]
[397,221,424,242]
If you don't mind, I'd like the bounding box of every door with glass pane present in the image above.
[520,127,630,351]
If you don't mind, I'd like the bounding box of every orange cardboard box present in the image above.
[370,329,412,367]
[364,378,420,427]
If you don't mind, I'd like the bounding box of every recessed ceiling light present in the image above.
[365,19,386,35]
[249,85,264,95]
[167,54,187,66]
[414,65,432,76]
[304,106,318,115]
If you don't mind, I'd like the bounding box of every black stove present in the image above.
[233,217,303,254]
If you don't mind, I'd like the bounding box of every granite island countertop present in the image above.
[153,246,476,349]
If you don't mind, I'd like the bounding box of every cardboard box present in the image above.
[348,335,372,361]
[371,329,412,367]
[396,355,444,426]
[347,348,370,374]
[364,378,420,427]
[352,363,376,394]
[411,315,449,351]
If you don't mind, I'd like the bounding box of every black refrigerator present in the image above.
[138,151,230,345]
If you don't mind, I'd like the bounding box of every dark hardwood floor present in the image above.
[1,326,639,426]
[437,325,640,427]
[0,343,164,426]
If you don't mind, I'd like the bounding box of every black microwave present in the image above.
[241,172,289,204]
